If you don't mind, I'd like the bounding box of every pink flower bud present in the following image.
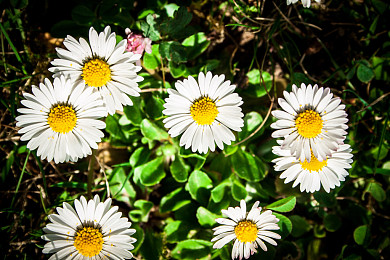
[125,28,152,56]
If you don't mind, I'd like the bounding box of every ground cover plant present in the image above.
[1,0,390,259]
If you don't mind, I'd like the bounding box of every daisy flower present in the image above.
[49,26,144,115]
[42,195,136,259]
[287,0,320,8]
[271,83,348,162]
[16,76,106,164]
[212,200,281,260]
[162,71,244,154]
[272,141,353,193]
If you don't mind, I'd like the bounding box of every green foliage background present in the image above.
[1,0,390,259]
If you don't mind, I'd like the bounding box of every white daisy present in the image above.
[287,0,320,8]
[42,195,136,260]
[271,83,348,162]
[212,200,281,260]
[272,141,353,193]
[162,72,244,154]
[16,76,106,164]
[49,26,144,115]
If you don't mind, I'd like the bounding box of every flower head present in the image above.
[49,26,144,115]
[162,72,244,154]
[271,83,348,162]
[42,195,136,259]
[212,200,281,260]
[125,28,152,55]
[16,76,106,163]
[272,141,353,193]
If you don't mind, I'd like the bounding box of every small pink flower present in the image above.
[125,28,152,55]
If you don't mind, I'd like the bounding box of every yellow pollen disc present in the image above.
[82,58,111,87]
[234,220,258,243]
[47,104,77,133]
[190,97,219,125]
[295,109,323,138]
[74,227,104,257]
[300,152,327,172]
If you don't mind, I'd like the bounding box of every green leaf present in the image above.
[211,182,229,203]
[129,200,154,222]
[110,167,136,202]
[161,6,193,39]
[179,148,207,170]
[354,225,370,246]
[182,32,210,60]
[200,59,220,72]
[357,60,375,83]
[164,3,180,17]
[196,206,220,227]
[160,187,192,213]
[238,111,264,141]
[290,215,311,238]
[170,155,190,183]
[131,223,144,253]
[324,214,341,232]
[366,182,386,202]
[71,5,95,25]
[140,14,160,41]
[129,147,151,168]
[164,220,192,242]
[160,41,187,63]
[246,70,272,98]
[106,115,127,141]
[224,145,238,156]
[171,239,212,260]
[186,170,213,204]
[210,153,232,179]
[140,119,169,142]
[266,196,296,213]
[138,9,154,19]
[139,228,162,260]
[273,212,292,239]
[134,157,165,186]
[372,56,388,81]
[123,96,143,126]
[169,61,189,78]
[231,149,264,182]
[143,44,161,70]
[145,95,164,119]
[369,146,388,161]
[231,180,247,201]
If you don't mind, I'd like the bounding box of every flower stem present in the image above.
[87,149,96,199]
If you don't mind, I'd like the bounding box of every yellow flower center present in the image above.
[81,58,111,87]
[74,227,104,257]
[295,109,323,138]
[190,97,219,125]
[234,220,258,243]
[300,152,328,172]
[47,104,77,133]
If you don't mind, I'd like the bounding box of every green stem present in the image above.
[10,150,30,209]
[0,21,27,75]
[87,150,96,199]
